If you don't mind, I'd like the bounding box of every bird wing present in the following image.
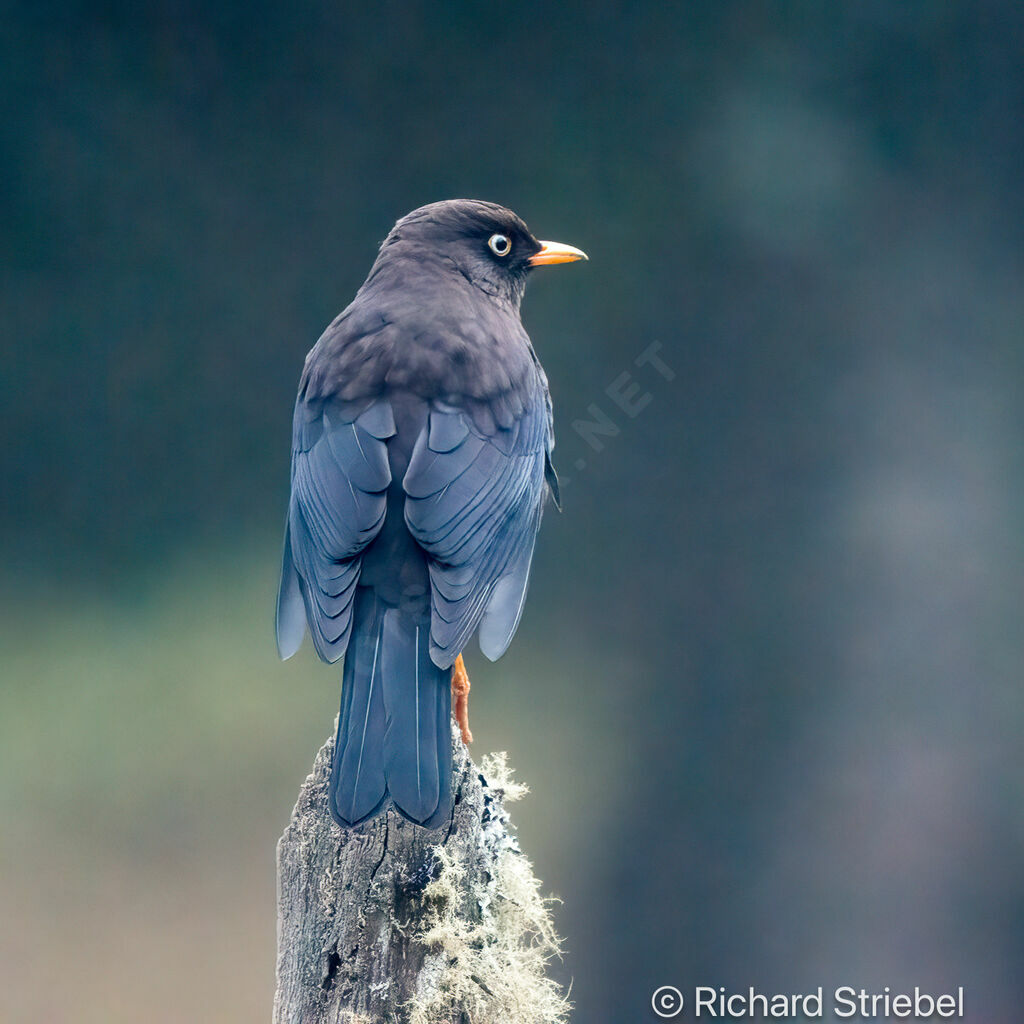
[403,387,554,669]
[276,398,395,662]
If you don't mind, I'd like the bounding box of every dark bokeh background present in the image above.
[4,4,1024,1022]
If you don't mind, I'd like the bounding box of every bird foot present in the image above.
[451,654,473,745]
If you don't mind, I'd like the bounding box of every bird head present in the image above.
[373,199,587,309]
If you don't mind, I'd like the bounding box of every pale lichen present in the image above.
[406,754,570,1024]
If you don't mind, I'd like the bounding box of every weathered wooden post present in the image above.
[273,726,569,1024]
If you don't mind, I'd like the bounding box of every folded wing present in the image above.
[403,392,553,669]
[276,398,395,662]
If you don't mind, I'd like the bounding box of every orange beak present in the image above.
[529,240,589,266]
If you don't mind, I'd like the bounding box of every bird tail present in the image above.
[329,590,453,829]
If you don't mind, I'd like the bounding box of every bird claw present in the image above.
[451,654,473,745]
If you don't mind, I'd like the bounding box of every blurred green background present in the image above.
[3,3,1024,1022]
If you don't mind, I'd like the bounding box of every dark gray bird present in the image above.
[276,200,586,828]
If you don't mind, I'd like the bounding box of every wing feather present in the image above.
[404,390,554,668]
[276,397,394,662]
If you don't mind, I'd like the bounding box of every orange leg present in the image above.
[451,653,473,745]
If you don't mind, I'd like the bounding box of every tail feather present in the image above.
[381,609,453,827]
[329,591,453,829]
[329,591,388,826]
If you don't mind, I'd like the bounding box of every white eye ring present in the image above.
[488,233,511,257]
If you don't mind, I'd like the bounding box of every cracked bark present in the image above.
[273,726,540,1024]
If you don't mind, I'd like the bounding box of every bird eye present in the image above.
[488,233,511,257]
